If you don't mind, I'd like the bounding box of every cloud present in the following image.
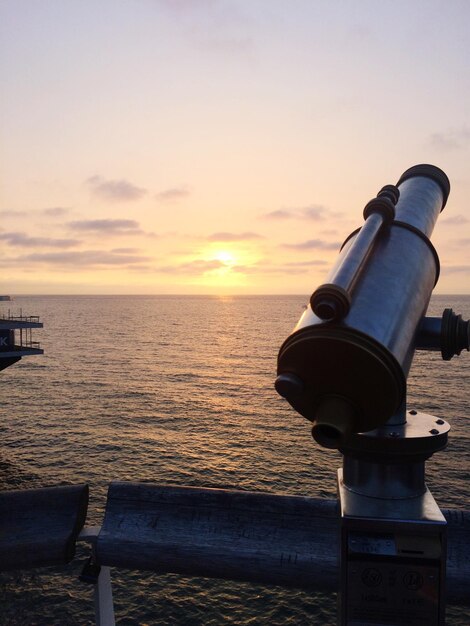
[0,208,70,219]
[17,250,150,267]
[285,260,329,267]
[282,239,341,251]
[302,206,330,220]
[42,207,69,216]
[441,215,469,225]
[262,209,292,220]
[68,219,142,234]
[452,238,470,247]
[195,34,253,55]
[0,232,80,248]
[232,263,310,276]
[442,264,470,274]
[156,186,190,202]
[86,176,147,202]
[157,0,216,12]
[157,0,253,56]
[207,231,263,241]
[262,205,339,221]
[228,258,329,276]
[111,247,141,254]
[157,259,224,274]
[428,128,470,151]
[0,210,28,218]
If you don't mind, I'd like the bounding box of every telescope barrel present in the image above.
[311,186,398,322]
[276,165,450,448]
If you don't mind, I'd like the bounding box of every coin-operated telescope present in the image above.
[275,165,469,625]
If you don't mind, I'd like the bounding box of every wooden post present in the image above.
[0,484,88,570]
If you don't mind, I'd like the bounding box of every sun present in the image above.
[195,247,245,289]
[186,244,261,291]
[213,250,236,266]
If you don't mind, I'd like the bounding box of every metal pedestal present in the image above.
[338,410,449,626]
[339,472,446,626]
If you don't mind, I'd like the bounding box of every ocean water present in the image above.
[0,294,469,625]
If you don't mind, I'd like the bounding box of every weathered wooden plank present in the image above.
[96,482,339,591]
[1,482,468,609]
[0,484,89,570]
[96,483,470,605]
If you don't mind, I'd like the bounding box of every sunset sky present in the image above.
[1,0,470,295]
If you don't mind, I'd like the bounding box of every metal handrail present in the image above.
[0,313,41,323]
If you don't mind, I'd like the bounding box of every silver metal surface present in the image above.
[342,457,426,499]
[292,176,444,375]
[340,410,450,499]
[416,316,442,351]
[338,469,447,626]
[319,212,384,308]
[338,469,446,522]
[341,223,436,376]
[394,176,443,237]
[277,172,447,437]
[343,411,450,458]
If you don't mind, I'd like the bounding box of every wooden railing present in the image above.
[1,482,469,625]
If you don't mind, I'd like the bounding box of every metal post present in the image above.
[94,566,115,626]
[78,526,116,626]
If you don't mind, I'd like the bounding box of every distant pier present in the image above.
[0,310,43,370]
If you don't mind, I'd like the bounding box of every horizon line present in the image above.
[3,292,470,298]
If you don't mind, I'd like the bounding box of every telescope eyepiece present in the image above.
[310,284,351,322]
[311,396,357,449]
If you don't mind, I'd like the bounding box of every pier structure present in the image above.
[0,310,43,371]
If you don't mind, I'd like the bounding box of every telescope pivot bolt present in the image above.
[274,373,304,398]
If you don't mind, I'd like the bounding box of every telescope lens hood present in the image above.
[397,164,450,209]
